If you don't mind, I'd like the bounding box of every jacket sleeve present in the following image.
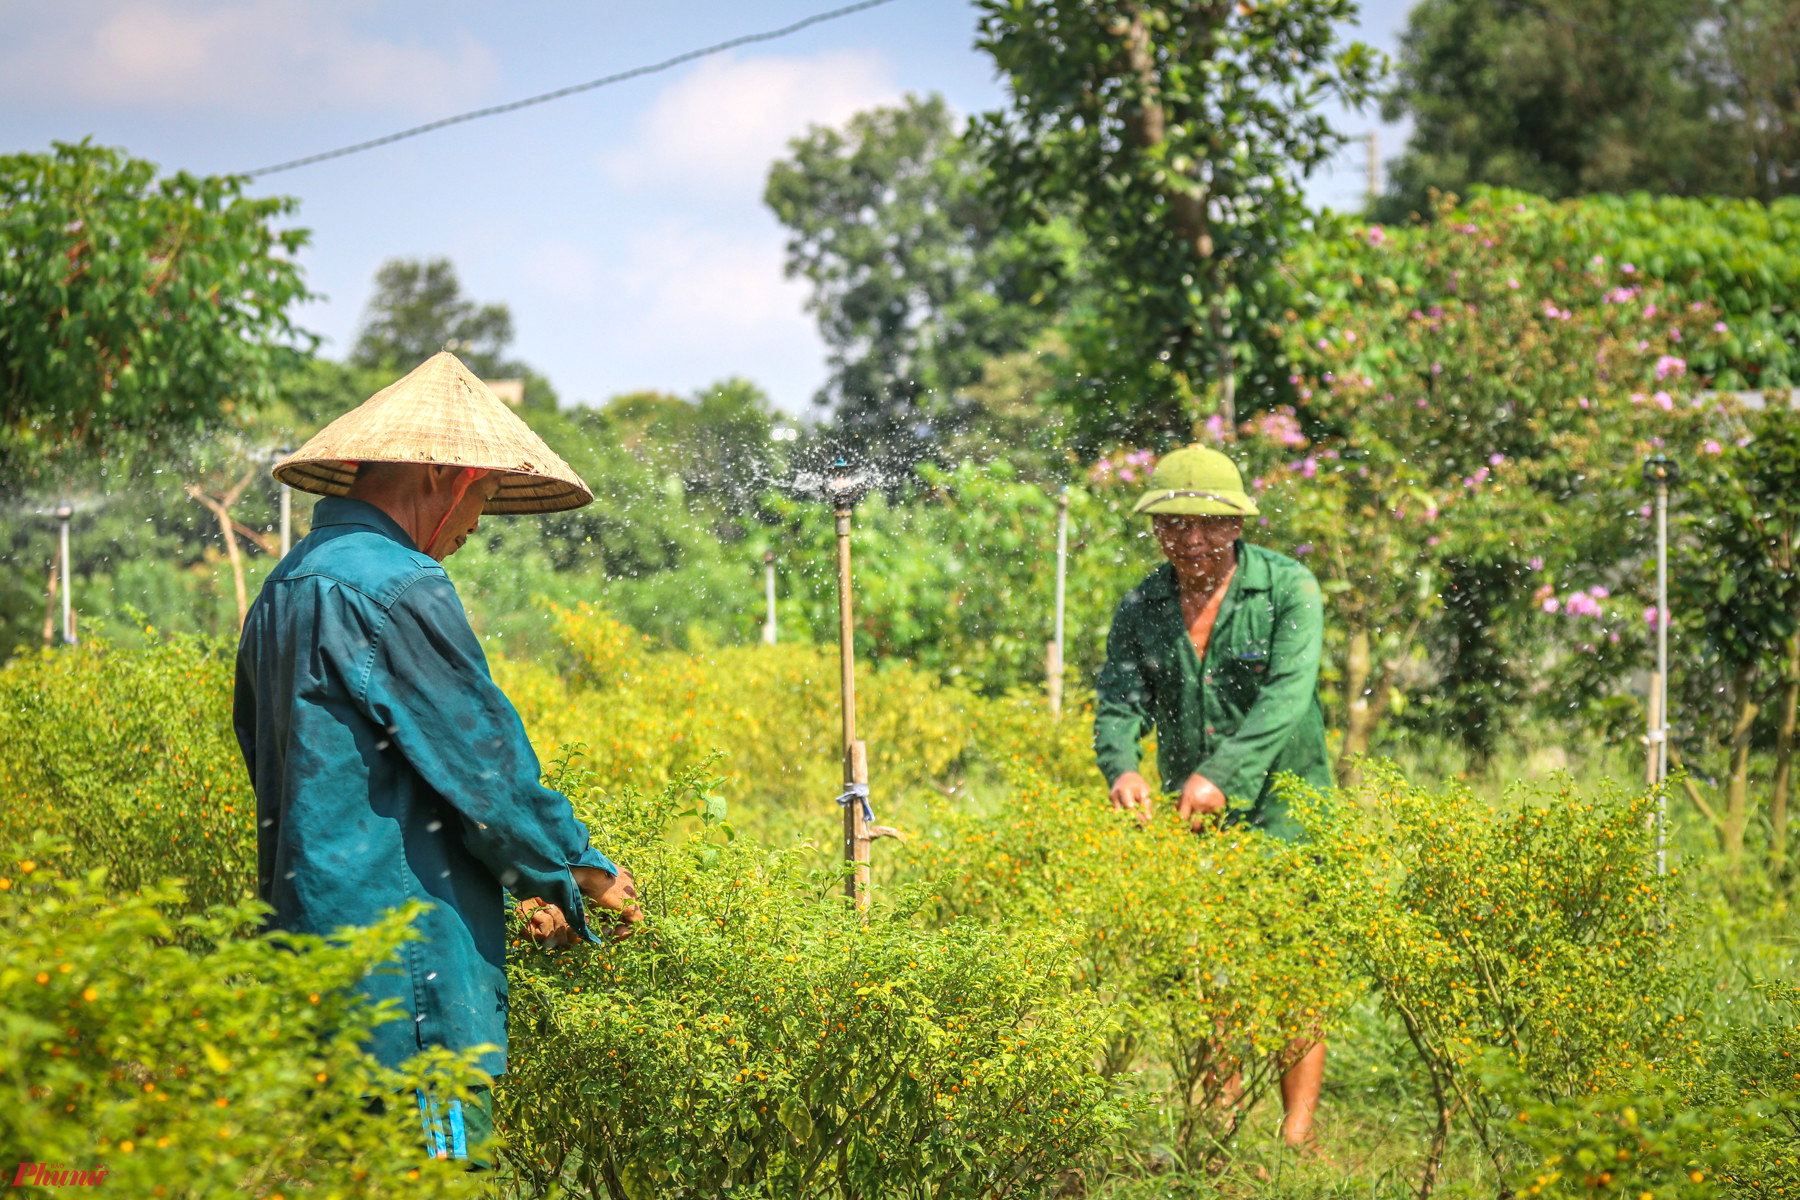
[359,573,619,942]
[1195,564,1325,808]
[1093,595,1154,786]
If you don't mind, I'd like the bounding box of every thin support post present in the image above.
[835,507,867,908]
[43,560,58,648]
[763,551,777,645]
[1049,487,1069,717]
[58,504,74,646]
[1655,479,1670,875]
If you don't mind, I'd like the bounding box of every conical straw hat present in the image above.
[273,352,592,514]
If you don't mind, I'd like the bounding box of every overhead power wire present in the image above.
[240,0,900,178]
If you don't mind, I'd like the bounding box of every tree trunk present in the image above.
[1724,660,1762,862]
[186,467,257,633]
[1770,630,1799,876]
[1338,629,1372,783]
[1337,628,1399,786]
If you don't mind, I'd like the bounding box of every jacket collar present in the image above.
[1142,541,1269,600]
[310,496,423,554]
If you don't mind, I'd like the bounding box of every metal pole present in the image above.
[1655,477,1670,874]
[1048,487,1069,717]
[762,551,777,645]
[57,501,74,646]
[835,505,870,907]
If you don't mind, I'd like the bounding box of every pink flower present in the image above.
[1643,303,1657,319]
[1295,543,1314,557]
[1702,439,1723,455]
[1488,453,1505,466]
[1431,362,1443,376]
[1578,396,1591,409]
[1623,263,1637,274]
[1644,605,1660,629]
[1542,597,1561,614]
[1529,556,1545,570]
[1588,586,1610,599]
[1655,355,1687,381]
[1202,414,1228,443]
[1300,456,1319,480]
[1653,391,1674,411]
[1119,467,1137,483]
[1715,321,1728,333]
[1366,225,1387,247]
[1508,278,1521,289]
[1631,393,1647,405]
[1533,583,1555,604]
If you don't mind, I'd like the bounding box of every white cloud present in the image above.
[602,49,900,198]
[0,0,496,114]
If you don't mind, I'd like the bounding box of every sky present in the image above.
[0,0,1416,417]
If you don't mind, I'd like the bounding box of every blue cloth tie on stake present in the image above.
[836,781,874,823]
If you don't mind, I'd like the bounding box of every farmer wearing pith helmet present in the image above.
[1094,443,1334,1146]
[234,353,640,1164]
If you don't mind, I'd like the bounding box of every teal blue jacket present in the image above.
[1093,544,1333,841]
[233,497,616,1077]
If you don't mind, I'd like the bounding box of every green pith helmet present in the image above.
[1130,445,1259,517]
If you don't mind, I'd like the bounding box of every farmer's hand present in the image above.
[516,897,574,947]
[1176,773,1227,830]
[573,866,643,939]
[1109,771,1154,825]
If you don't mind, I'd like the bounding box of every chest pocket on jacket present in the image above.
[1215,601,1276,701]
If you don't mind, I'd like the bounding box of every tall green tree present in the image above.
[1699,0,1800,200]
[765,94,1075,461]
[0,141,311,481]
[349,256,559,408]
[972,0,1381,448]
[1377,0,1799,214]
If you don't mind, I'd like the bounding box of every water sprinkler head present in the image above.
[55,500,73,520]
[1641,455,1679,487]
[784,457,875,509]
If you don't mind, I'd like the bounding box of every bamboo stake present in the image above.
[42,560,58,648]
[834,504,868,908]
[1049,486,1069,717]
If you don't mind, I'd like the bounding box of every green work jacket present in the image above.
[1093,543,1333,841]
[234,497,617,1078]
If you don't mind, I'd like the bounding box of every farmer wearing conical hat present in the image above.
[1094,444,1334,1146]
[234,353,638,1164]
